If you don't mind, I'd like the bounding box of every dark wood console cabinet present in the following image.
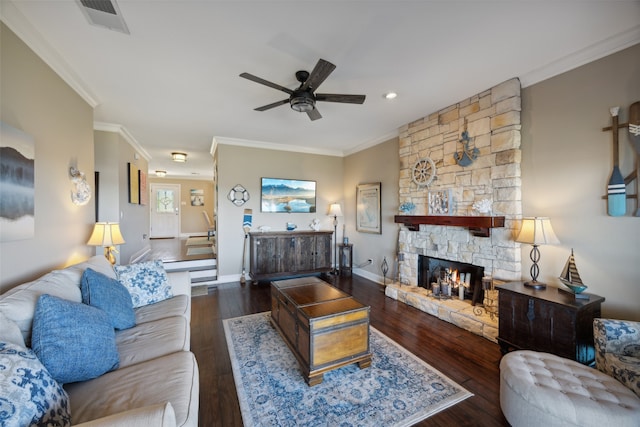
[496,282,605,365]
[249,231,332,282]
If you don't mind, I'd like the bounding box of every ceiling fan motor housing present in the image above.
[290,90,315,112]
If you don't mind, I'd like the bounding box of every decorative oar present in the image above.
[629,101,640,216]
[604,107,626,216]
[240,209,252,284]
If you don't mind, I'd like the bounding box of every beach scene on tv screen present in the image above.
[261,178,316,213]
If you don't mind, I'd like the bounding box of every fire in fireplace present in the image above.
[418,256,485,305]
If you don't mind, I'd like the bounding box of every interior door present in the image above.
[150,183,180,238]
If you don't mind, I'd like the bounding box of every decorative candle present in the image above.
[465,274,472,286]
[432,283,440,296]
[459,284,464,300]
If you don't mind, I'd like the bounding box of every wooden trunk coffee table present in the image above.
[270,276,372,386]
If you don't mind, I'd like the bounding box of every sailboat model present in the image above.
[559,249,588,294]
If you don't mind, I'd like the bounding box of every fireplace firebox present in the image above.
[418,256,485,305]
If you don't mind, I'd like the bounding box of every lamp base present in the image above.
[524,280,546,290]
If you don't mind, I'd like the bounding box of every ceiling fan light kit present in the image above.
[240,59,366,121]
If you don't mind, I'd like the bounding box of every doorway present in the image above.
[150,183,181,238]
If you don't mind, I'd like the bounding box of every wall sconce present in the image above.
[69,167,92,206]
[155,170,167,177]
[87,222,126,265]
[171,152,187,162]
[515,217,560,289]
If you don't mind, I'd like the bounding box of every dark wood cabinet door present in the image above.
[314,234,332,270]
[251,236,278,275]
[295,235,316,271]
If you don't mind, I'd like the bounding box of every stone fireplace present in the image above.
[397,78,523,287]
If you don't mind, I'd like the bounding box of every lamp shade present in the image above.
[515,217,560,245]
[87,222,126,247]
[328,203,343,217]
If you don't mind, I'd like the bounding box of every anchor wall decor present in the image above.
[454,121,479,167]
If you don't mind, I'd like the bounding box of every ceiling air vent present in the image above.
[77,0,130,34]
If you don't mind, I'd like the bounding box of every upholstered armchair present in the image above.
[594,318,640,397]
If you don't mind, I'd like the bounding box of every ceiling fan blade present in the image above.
[240,72,293,95]
[315,93,366,104]
[307,108,322,121]
[255,99,289,111]
[301,59,336,91]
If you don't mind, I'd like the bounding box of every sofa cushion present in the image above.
[115,260,173,308]
[31,294,119,384]
[81,268,136,330]
[0,256,113,346]
[116,316,190,368]
[65,351,199,427]
[135,294,190,325]
[0,341,71,427]
[0,312,25,348]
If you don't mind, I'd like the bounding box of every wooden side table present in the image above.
[338,244,353,276]
[496,282,605,366]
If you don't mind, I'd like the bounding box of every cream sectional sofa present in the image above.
[0,255,199,427]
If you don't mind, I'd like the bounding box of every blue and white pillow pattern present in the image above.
[0,341,71,427]
[114,260,173,308]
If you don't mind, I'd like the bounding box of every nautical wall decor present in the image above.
[602,102,639,217]
[454,121,479,167]
[228,184,250,206]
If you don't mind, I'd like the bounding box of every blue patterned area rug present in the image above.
[223,312,472,427]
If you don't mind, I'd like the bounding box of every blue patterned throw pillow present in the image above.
[81,267,136,330]
[0,341,71,427]
[114,260,173,308]
[31,294,119,384]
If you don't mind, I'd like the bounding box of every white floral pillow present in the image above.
[0,341,71,427]
[114,260,173,308]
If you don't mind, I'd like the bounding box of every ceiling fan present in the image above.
[239,59,366,121]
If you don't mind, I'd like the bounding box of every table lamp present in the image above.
[515,217,560,289]
[328,203,343,274]
[88,222,126,265]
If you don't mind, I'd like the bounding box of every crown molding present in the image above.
[94,122,151,161]
[212,136,344,157]
[520,24,640,88]
[1,0,100,108]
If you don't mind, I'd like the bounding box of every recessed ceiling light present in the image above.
[384,92,397,100]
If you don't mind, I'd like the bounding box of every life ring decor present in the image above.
[228,184,250,206]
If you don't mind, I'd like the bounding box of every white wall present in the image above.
[0,23,95,291]
[521,43,640,320]
[344,137,400,283]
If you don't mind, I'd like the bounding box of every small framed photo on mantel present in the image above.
[428,189,453,215]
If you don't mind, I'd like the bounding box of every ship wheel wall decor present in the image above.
[412,157,437,187]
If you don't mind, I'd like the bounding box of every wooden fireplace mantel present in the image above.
[394,215,505,237]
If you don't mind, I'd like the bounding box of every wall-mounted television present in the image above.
[261,177,316,213]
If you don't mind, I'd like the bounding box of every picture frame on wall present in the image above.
[128,163,139,204]
[356,182,381,234]
[260,177,316,213]
[138,170,148,206]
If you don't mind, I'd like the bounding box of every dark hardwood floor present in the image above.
[191,274,509,426]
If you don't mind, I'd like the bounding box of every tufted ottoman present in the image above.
[500,350,640,427]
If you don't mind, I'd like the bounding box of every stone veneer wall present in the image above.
[398,78,523,285]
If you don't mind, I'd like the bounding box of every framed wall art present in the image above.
[261,177,316,213]
[128,163,139,204]
[428,189,453,215]
[356,182,381,234]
